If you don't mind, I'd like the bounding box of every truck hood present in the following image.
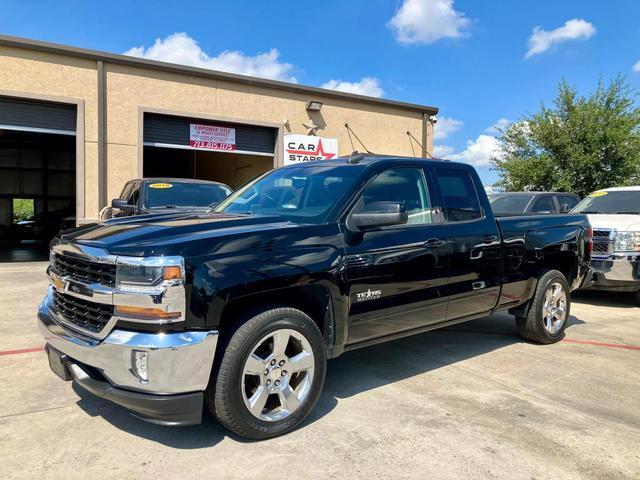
[586,214,640,232]
[59,212,297,256]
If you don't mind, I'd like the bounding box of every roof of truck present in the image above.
[282,154,459,169]
[489,191,579,196]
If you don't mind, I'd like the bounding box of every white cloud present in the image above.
[124,32,297,82]
[438,134,503,166]
[434,144,455,158]
[485,118,510,134]
[388,0,471,45]
[434,116,463,140]
[321,77,384,97]
[633,59,640,73]
[525,19,596,59]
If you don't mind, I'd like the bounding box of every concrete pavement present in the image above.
[0,260,638,479]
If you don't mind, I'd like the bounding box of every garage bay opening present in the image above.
[0,96,77,261]
[143,147,273,189]
[143,113,277,190]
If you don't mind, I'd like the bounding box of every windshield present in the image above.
[213,165,362,223]
[572,190,640,214]
[145,182,232,208]
[489,194,533,213]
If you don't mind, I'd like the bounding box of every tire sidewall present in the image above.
[216,310,326,439]
[534,271,571,342]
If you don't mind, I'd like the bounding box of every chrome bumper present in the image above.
[590,254,640,290]
[38,289,218,395]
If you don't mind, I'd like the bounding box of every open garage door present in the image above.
[143,113,276,189]
[0,97,76,261]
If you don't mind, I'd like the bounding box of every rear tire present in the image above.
[516,270,570,344]
[207,307,326,440]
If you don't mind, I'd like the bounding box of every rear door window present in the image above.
[558,195,578,212]
[433,167,482,222]
[532,196,556,213]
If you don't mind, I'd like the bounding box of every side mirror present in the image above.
[111,199,133,211]
[559,204,570,213]
[348,201,408,231]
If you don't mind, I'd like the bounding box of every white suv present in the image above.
[573,186,640,302]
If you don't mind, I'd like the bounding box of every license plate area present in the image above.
[46,345,72,381]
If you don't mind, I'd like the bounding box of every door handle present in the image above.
[424,238,446,248]
[483,235,499,242]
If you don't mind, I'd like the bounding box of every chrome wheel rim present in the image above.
[542,282,567,334]
[241,328,315,422]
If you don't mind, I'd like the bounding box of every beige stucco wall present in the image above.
[0,45,99,217]
[0,45,434,221]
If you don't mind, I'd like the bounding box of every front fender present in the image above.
[185,226,349,351]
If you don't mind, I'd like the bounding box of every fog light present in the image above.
[132,350,149,383]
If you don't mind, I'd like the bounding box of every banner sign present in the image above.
[189,124,236,151]
[284,135,338,165]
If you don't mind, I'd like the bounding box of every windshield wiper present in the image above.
[579,210,604,214]
[616,211,640,214]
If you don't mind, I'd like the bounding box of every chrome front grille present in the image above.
[592,242,611,253]
[52,289,114,334]
[52,253,116,287]
[592,229,613,256]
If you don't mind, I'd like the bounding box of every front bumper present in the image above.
[38,291,219,425]
[590,254,640,292]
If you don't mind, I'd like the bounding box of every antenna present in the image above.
[347,151,364,164]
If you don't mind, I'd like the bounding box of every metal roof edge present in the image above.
[0,34,439,115]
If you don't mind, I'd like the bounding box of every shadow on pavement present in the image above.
[73,384,237,449]
[70,312,584,448]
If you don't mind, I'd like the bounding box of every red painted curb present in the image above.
[562,338,640,351]
[0,346,45,356]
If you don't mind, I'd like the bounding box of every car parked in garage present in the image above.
[39,155,592,439]
[572,186,640,302]
[99,178,232,220]
[488,192,581,217]
[8,206,75,246]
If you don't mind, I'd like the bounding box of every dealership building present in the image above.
[0,35,438,228]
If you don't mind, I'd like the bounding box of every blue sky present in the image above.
[3,0,640,184]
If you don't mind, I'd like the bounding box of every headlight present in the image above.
[114,256,186,322]
[116,256,184,293]
[613,231,640,252]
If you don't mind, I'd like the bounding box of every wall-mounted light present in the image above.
[306,100,323,112]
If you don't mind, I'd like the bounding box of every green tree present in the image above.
[492,76,640,197]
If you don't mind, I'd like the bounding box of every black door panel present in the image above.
[345,226,449,342]
[432,165,501,320]
[445,221,502,319]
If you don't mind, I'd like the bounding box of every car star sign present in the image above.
[284,134,338,165]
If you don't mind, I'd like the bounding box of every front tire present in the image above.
[516,270,570,344]
[207,307,326,440]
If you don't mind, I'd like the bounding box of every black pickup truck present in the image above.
[39,155,593,439]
